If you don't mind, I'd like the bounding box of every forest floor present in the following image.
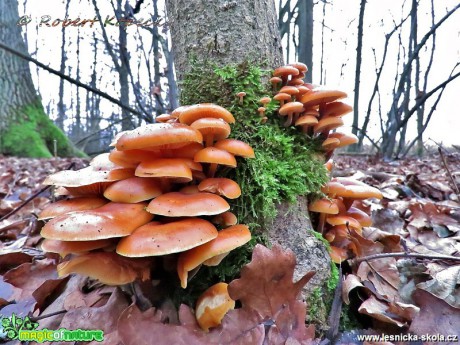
[0,152,459,344]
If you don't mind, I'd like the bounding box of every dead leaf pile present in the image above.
[334,153,460,338]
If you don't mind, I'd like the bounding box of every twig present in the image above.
[352,252,460,265]
[30,309,67,322]
[325,266,342,342]
[0,162,76,222]
[438,147,460,198]
[0,185,51,222]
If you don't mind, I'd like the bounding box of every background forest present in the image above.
[1,0,459,158]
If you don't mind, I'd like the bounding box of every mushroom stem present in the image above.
[205,134,215,148]
[292,112,300,125]
[318,213,326,235]
[208,163,218,178]
[258,107,266,118]
[325,150,335,162]
[283,113,293,127]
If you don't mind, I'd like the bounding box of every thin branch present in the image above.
[352,252,460,264]
[0,163,75,222]
[0,42,148,122]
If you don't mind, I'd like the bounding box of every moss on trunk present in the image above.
[1,101,85,158]
[176,62,334,316]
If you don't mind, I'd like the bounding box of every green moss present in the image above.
[339,304,362,331]
[1,101,85,157]
[307,262,339,326]
[175,60,328,306]
[181,61,328,224]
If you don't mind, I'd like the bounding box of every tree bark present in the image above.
[297,0,314,82]
[166,0,283,83]
[351,0,366,143]
[165,0,331,296]
[0,0,79,157]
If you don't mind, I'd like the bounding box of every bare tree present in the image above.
[0,0,78,157]
[351,0,366,147]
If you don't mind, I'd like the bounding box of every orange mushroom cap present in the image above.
[273,93,292,103]
[38,197,108,220]
[279,86,300,95]
[194,147,237,167]
[178,104,235,125]
[41,202,153,241]
[346,207,373,227]
[177,225,251,288]
[44,166,126,187]
[273,65,299,78]
[109,148,161,168]
[198,178,241,199]
[190,118,231,142]
[308,198,339,214]
[278,102,304,116]
[323,102,353,118]
[117,218,218,257]
[295,115,318,127]
[300,90,347,108]
[288,62,308,73]
[103,177,163,203]
[57,252,151,285]
[195,282,235,332]
[322,137,341,151]
[156,114,176,123]
[146,192,230,217]
[135,158,193,183]
[328,132,359,148]
[212,211,238,228]
[115,123,203,151]
[259,97,271,106]
[41,238,114,257]
[313,117,344,134]
[213,139,255,159]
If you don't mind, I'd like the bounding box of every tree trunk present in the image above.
[0,0,80,157]
[165,0,331,300]
[166,0,283,83]
[297,0,314,83]
[351,0,366,147]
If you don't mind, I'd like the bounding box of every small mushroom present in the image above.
[258,107,266,118]
[273,92,292,107]
[177,224,251,288]
[194,147,237,178]
[190,117,231,147]
[279,102,304,127]
[236,92,246,105]
[309,198,339,234]
[178,103,235,125]
[214,139,255,158]
[259,97,271,107]
[270,77,282,91]
[195,282,235,332]
[198,178,241,199]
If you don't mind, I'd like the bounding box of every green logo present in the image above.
[1,314,104,343]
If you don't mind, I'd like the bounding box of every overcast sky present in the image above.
[19,0,460,146]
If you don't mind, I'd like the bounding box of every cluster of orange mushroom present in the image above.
[309,168,383,263]
[267,62,359,159]
[39,104,253,292]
